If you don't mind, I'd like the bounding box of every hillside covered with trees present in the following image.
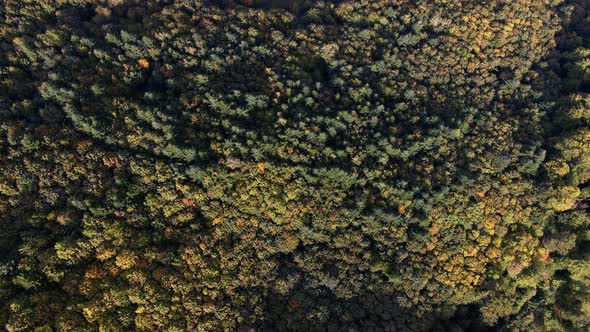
[1,0,589,331]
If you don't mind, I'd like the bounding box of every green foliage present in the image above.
[0,0,589,331]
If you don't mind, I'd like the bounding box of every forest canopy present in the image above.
[1,0,589,331]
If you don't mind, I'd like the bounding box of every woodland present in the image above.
[0,0,589,331]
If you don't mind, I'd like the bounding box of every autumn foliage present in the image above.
[0,0,589,331]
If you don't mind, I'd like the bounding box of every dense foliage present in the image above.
[1,0,589,330]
